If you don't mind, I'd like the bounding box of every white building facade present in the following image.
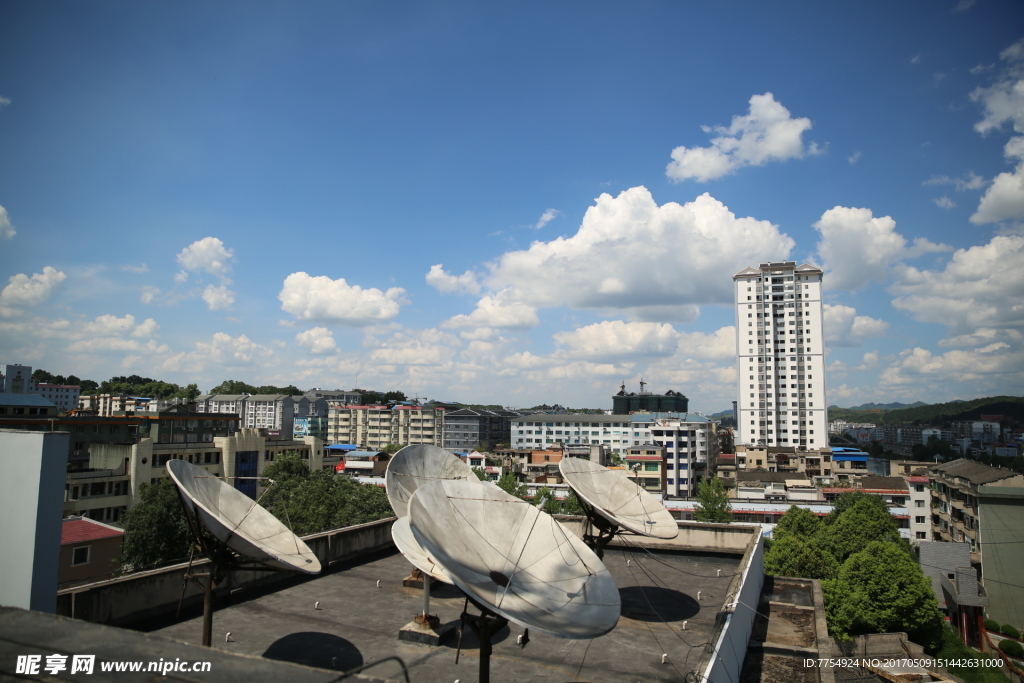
[734,262,828,450]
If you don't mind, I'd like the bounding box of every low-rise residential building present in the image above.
[335,450,389,477]
[70,430,325,522]
[906,475,932,542]
[304,389,362,407]
[444,408,521,451]
[327,404,444,449]
[35,384,81,413]
[927,458,1024,628]
[624,444,666,494]
[59,517,124,587]
[243,394,294,436]
[821,475,909,506]
[510,412,719,496]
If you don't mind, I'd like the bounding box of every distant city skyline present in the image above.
[1,2,1023,413]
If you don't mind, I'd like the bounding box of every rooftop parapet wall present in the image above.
[56,517,396,627]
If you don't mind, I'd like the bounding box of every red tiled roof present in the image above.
[61,518,124,545]
[625,455,663,461]
[909,476,929,483]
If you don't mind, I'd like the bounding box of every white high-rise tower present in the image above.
[733,262,827,450]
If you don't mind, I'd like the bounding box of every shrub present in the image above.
[984,619,1000,632]
[1001,624,1021,640]
[999,639,1023,660]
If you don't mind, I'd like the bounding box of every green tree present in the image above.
[763,535,838,580]
[117,479,193,571]
[693,477,732,523]
[823,541,944,649]
[258,454,393,535]
[773,505,821,542]
[497,472,526,499]
[817,496,903,564]
[382,443,402,455]
[472,467,488,481]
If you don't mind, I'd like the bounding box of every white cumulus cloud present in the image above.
[425,264,481,294]
[480,187,794,320]
[814,206,950,290]
[666,92,820,182]
[933,196,956,209]
[279,272,405,325]
[823,304,889,347]
[444,293,540,330]
[890,234,1024,334]
[535,209,561,229]
[176,237,234,277]
[201,284,236,311]
[0,205,15,240]
[553,321,681,361]
[969,39,1024,225]
[0,266,67,314]
[295,327,338,354]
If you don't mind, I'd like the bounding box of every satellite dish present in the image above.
[408,479,620,639]
[167,459,321,574]
[559,457,679,540]
[391,516,453,584]
[385,444,475,517]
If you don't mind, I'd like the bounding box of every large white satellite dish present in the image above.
[385,444,475,517]
[167,459,321,573]
[559,457,678,541]
[408,478,620,640]
[391,516,453,584]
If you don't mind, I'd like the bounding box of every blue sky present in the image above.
[1,1,1023,412]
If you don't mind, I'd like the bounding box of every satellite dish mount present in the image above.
[454,596,510,683]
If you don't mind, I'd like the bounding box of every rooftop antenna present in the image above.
[408,479,620,683]
[166,460,320,647]
[639,377,647,394]
[559,457,678,558]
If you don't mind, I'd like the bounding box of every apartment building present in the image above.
[444,408,521,451]
[624,444,667,494]
[510,412,717,496]
[243,394,294,435]
[196,394,250,422]
[928,458,1024,627]
[2,364,80,414]
[733,262,827,450]
[68,430,325,522]
[327,404,444,449]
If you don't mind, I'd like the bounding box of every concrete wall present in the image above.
[554,518,760,555]
[0,430,69,613]
[696,529,766,683]
[56,517,396,627]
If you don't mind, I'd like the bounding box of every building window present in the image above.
[72,546,91,566]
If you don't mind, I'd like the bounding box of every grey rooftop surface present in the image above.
[149,546,740,683]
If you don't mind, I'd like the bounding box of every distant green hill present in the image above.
[829,396,1024,426]
[835,401,930,411]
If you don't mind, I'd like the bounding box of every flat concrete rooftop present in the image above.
[148,545,742,682]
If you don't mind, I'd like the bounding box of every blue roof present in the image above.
[0,394,57,408]
[326,443,359,450]
[833,454,868,461]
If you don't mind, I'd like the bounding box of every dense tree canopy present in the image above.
[693,477,732,523]
[764,492,944,651]
[208,380,302,396]
[773,504,821,541]
[763,535,838,581]
[117,478,193,571]
[258,454,392,535]
[823,541,944,649]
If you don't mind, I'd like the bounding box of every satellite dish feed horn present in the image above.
[166,460,321,646]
